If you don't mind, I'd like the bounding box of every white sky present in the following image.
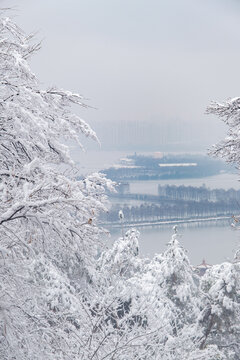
[2,0,240,151]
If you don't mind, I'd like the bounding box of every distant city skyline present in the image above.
[3,0,240,153]
[82,118,226,152]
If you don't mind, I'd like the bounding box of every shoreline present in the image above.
[100,215,233,229]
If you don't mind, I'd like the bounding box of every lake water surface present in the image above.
[106,173,240,265]
[107,222,240,266]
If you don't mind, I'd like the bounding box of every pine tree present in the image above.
[140,232,202,358]
[156,233,199,326]
[207,97,240,168]
[199,261,240,358]
[206,95,240,359]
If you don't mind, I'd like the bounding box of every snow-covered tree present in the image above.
[207,97,240,168]
[199,261,240,359]
[139,232,202,357]
[0,12,112,359]
[155,233,199,326]
[98,228,141,281]
[204,97,240,359]
[83,228,154,360]
[84,229,190,359]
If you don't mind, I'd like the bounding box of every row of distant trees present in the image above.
[158,184,240,203]
[103,200,239,224]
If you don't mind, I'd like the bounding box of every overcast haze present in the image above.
[3,0,240,152]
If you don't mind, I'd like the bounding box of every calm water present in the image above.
[106,173,240,265]
[107,222,240,266]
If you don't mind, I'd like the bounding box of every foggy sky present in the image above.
[3,0,240,152]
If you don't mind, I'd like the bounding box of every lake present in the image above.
[75,150,240,265]
[106,172,240,265]
[107,221,240,266]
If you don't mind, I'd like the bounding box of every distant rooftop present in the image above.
[120,158,133,162]
[194,259,212,276]
[158,163,197,167]
[112,165,142,169]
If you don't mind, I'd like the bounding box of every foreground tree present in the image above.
[0,13,113,359]
[86,229,159,360]
[139,233,204,358]
[207,97,240,167]
[199,261,240,359]
[204,97,240,359]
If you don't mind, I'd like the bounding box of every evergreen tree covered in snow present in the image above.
[207,97,240,167]
[154,233,199,327]
[83,229,153,360]
[199,261,240,358]
[204,96,240,359]
[138,232,203,358]
[98,228,141,281]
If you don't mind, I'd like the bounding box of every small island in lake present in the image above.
[102,153,231,181]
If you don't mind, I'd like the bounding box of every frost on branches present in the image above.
[207,97,240,167]
[0,14,112,359]
[200,261,240,355]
